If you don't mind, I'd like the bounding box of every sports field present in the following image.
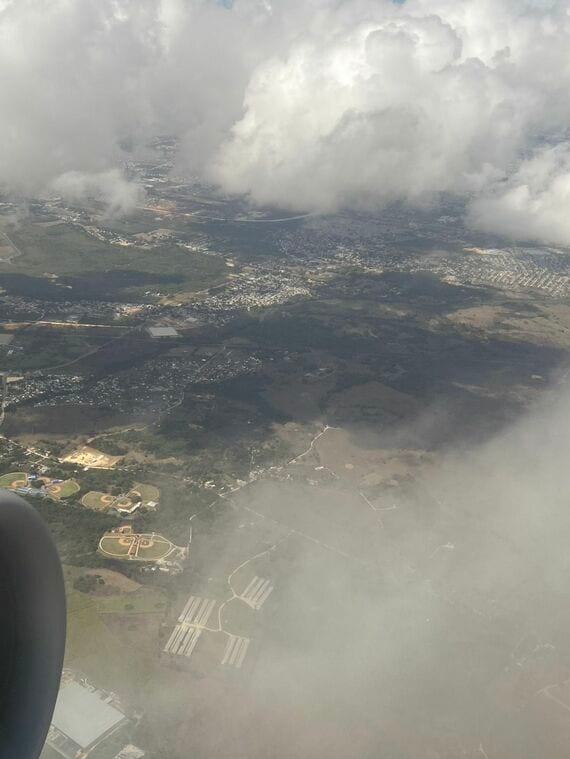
[129,482,160,504]
[0,471,28,488]
[81,491,116,511]
[114,495,134,509]
[47,479,80,499]
[81,482,159,513]
[99,532,174,562]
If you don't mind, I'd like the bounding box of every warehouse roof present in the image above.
[51,682,127,749]
[147,326,179,338]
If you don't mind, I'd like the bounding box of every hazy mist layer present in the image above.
[146,383,570,758]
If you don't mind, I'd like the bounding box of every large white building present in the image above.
[147,326,180,338]
[46,681,128,758]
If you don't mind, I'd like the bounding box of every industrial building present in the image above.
[46,681,128,758]
[147,325,180,338]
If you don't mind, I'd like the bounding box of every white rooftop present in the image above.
[51,682,126,749]
[147,326,179,338]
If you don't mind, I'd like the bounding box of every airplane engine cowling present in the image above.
[0,491,66,758]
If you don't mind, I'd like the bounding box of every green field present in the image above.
[64,583,166,698]
[48,479,80,498]
[81,487,152,513]
[0,221,226,300]
[96,588,167,615]
[0,471,28,488]
[130,482,160,504]
[82,491,114,510]
[138,537,172,561]
[99,535,132,556]
[65,592,118,686]
[79,484,159,515]
[99,533,172,561]
[113,495,133,508]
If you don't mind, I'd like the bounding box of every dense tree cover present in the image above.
[94,437,129,456]
[31,497,117,567]
[77,468,136,494]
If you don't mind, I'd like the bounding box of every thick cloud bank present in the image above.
[2,0,570,241]
[468,145,570,246]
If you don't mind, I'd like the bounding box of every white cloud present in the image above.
[210,10,509,210]
[50,169,144,215]
[0,0,159,194]
[467,144,570,247]
[210,0,570,217]
[1,0,570,239]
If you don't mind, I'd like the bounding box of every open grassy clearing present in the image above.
[65,590,134,687]
[64,582,167,698]
[96,588,167,615]
[78,568,141,593]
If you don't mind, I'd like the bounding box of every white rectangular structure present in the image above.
[147,326,180,338]
[50,682,127,752]
[163,596,216,659]
[221,635,250,669]
[241,576,274,610]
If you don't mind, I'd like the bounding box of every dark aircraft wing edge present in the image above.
[0,490,66,759]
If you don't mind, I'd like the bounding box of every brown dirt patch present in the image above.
[315,427,434,487]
